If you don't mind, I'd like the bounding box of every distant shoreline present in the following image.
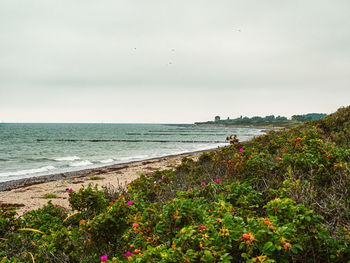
[195,123,292,129]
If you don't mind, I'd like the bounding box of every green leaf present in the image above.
[291,246,299,254]
[263,241,274,251]
[293,244,303,251]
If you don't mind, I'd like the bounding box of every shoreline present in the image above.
[0,147,218,213]
[0,147,220,192]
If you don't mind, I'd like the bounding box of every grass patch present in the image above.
[89,176,105,180]
[43,193,57,199]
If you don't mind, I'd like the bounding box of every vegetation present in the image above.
[1,106,349,262]
[196,113,327,127]
[42,193,57,199]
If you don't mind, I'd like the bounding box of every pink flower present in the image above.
[200,225,205,230]
[68,188,73,193]
[215,178,221,183]
[22,210,28,215]
[201,182,206,186]
[101,254,108,262]
[239,148,243,152]
[158,179,162,183]
[125,251,132,258]
[127,201,133,205]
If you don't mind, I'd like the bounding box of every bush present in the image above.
[69,183,108,219]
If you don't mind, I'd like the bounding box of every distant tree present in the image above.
[303,113,327,121]
[292,115,308,122]
[276,115,288,121]
[241,117,250,123]
[264,115,275,122]
[251,116,264,122]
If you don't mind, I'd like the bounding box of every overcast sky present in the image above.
[0,0,349,123]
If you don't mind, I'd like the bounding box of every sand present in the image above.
[0,150,212,215]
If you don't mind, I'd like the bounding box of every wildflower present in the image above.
[158,179,162,183]
[219,228,229,238]
[264,220,270,225]
[127,201,133,205]
[200,225,205,230]
[174,215,178,220]
[125,251,132,258]
[228,160,232,164]
[132,222,139,228]
[189,188,193,191]
[101,254,108,262]
[68,188,73,193]
[201,182,206,186]
[240,148,243,152]
[283,242,291,250]
[134,249,141,254]
[242,233,250,240]
[215,178,221,183]
[22,210,28,215]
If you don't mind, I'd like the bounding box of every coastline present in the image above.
[0,147,218,213]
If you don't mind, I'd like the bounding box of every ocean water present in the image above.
[0,123,265,183]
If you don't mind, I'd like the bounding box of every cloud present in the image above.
[0,0,349,122]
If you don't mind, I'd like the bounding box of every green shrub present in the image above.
[69,183,108,219]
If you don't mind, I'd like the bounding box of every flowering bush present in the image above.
[1,106,350,262]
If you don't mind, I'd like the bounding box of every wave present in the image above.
[117,155,150,162]
[69,160,93,167]
[100,159,114,164]
[0,165,56,177]
[55,156,80,161]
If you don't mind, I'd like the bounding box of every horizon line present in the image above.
[0,122,195,125]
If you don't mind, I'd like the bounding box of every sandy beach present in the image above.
[0,149,213,215]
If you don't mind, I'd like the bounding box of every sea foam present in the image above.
[100,159,114,163]
[55,156,81,161]
[0,165,56,177]
[118,155,149,162]
[69,160,93,167]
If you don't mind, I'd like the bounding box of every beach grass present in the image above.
[42,193,57,199]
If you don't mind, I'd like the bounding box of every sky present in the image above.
[0,0,349,123]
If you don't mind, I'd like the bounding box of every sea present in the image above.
[0,123,265,183]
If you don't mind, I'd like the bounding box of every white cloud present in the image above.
[0,0,349,122]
